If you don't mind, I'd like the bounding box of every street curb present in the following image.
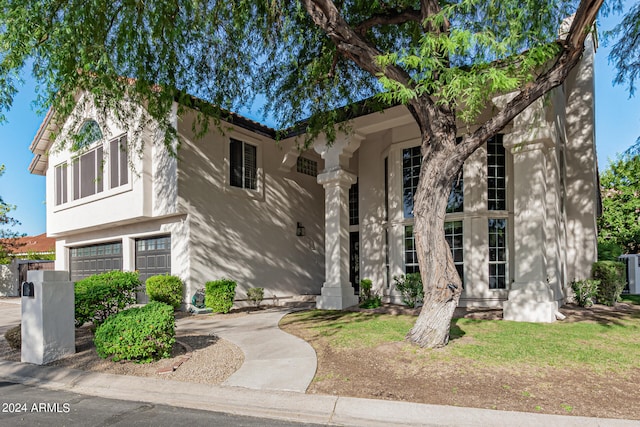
[0,360,637,427]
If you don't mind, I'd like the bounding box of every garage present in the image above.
[135,235,171,303]
[69,242,123,282]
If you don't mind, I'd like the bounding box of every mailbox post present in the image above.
[21,270,75,365]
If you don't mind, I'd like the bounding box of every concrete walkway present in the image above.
[1,299,638,426]
[177,308,317,392]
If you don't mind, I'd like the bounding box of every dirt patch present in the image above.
[0,318,243,385]
[280,303,640,420]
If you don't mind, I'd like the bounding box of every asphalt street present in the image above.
[0,381,326,427]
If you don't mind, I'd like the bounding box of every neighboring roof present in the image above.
[2,233,56,255]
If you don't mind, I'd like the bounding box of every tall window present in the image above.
[404,225,419,274]
[403,146,465,216]
[72,146,104,200]
[402,146,421,218]
[110,136,129,188]
[55,163,68,206]
[230,138,257,190]
[349,182,359,226]
[488,218,508,289]
[487,135,506,210]
[447,171,464,213]
[445,221,464,285]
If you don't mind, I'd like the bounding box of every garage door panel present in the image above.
[135,236,171,304]
[70,242,123,282]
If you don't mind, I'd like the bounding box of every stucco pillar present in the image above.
[21,270,75,364]
[503,134,558,322]
[314,133,362,309]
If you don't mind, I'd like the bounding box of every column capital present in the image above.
[503,125,555,155]
[317,168,357,187]
[313,131,364,170]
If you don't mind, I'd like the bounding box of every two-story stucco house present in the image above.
[28,39,599,322]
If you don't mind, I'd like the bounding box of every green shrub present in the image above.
[74,271,141,327]
[597,240,624,261]
[571,279,600,307]
[146,275,183,310]
[205,279,237,313]
[94,302,175,363]
[393,273,424,308]
[246,287,264,308]
[4,325,20,350]
[592,261,626,306]
[359,279,382,309]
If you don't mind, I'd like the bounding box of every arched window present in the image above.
[72,120,102,151]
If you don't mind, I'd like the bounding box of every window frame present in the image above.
[224,133,264,200]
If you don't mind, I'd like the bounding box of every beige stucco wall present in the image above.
[176,110,325,302]
[564,38,599,283]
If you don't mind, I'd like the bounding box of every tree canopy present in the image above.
[0,165,23,263]
[599,154,640,254]
[0,0,609,347]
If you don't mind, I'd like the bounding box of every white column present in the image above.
[316,169,359,309]
[314,133,362,309]
[503,134,558,322]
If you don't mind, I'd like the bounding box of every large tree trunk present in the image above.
[406,131,464,348]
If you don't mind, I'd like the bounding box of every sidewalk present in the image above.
[0,299,637,426]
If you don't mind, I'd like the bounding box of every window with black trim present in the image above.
[487,135,506,211]
[230,138,257,190]
[488,218,508,289]
[445,221,464,285]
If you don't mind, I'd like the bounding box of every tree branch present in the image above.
[354,8,421,35]
[456,0,604,160]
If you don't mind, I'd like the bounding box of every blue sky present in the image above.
[1,6,639,237]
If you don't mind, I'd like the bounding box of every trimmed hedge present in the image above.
[205,279,237,313]
[592,261,626,306]
[94,302,175,363]
[74,271,140,327]
[146,275,183,310]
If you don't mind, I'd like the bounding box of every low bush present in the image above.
[571,279,600,307]
[359,279,382,309]
[205,279,237,313]
[74,271,141,327]
[246,287,264,308]
[94,301,175,363]
[393,273,424,308]
[146,275,183,310]
[4,325,20,350]
[592,261,626,306]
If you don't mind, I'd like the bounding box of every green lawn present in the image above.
[283,308,640,374]
[621,294,640,305]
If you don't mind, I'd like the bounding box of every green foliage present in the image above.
[597,240,624,261]
[74,271,141,326]
[358,278,382,309]
[592,261,626,306]
[246,287,264,308]
[205,279,237,313]
[598,154,640,254]
[4,324,20,350]
[571,279,600,308]
[94,302,175,363]
[145,275,183,310]
[393,274,424,308]
[0,165,24,263]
